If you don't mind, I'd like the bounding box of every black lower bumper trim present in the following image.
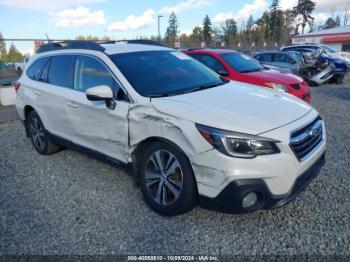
[199,153,325,214]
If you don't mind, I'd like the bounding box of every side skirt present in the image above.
[47,131,132,175]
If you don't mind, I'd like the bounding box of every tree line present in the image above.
[161,0,347,47]
[0,33,24,62]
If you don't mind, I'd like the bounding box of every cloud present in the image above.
[213,0,267,23]
[313,12,328,23]
[279,0,349,12]
[179,29,193,35]
[160,0,214,14]
[314,0,350,12]
[0,0,105,11]
[53,6,106,28]
[107,9,156,32]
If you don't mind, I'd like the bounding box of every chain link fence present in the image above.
[158,40,286,55]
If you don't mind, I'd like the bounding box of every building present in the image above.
[291,26,350,51]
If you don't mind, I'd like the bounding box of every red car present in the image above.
[184,49,311,103]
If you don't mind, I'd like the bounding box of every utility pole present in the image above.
[158,15,163,40]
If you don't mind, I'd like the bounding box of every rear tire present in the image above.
[138,141,197,216]
[26,111,61,155]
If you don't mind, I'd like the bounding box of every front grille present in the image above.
[290,84,300,90]
[290,116,323,161]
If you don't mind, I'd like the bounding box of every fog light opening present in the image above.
[242,192,258,209]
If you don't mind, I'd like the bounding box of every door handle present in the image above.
[67,101,78,108]
[34,90,42,96]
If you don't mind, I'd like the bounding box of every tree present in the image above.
[202,15,212,43]
[269,0,283,43]
[245,15,255,44]
[293,0,316,34]
[190,26,203,42]
[323,18,336,29]
[0,32,6,60]
[335,15,341,27]
[7,43,23,62]
[222,19,237,43]
[75,35,111,41]
[164,12,179,41]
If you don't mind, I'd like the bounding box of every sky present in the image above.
[0,0,348,54]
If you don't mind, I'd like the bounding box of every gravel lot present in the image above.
[0,83,349,256]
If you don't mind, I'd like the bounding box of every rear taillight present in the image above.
[15,81,21,93]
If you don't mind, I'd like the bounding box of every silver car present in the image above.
[254,51,301,75]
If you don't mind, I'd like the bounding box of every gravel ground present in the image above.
[0,84,349,256]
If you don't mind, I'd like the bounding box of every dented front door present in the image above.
[67,92,129,163]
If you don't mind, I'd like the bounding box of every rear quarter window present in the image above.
[47,55,75,88]
[26,57,49,80]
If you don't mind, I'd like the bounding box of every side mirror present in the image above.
[86,85,113,101]
[86,85,116,110]
[216,69,229,76]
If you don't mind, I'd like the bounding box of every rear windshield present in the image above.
[219,52,264,73]
[109,51,225,97]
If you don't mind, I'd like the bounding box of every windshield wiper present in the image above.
[239,69,261,73]
[149,93,170,98]
[184,81,225,94]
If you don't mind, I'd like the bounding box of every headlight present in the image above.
[196,124,280,158]
[265,83,289,93]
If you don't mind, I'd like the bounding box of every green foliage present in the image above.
[189,26,203,41]
[222,19,237,42]
[165,12,179,41]
[0,32,6,60]
[7,43,23,62]
[323,18,336,29]
[293,0,316,34]
[202,15,212,43]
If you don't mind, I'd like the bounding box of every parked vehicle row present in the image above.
[16,40,326,216]
[254,44,349,85]
[184,48,311,103]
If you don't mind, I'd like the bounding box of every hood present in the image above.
[245,69,303,84]
[151,81,312,135]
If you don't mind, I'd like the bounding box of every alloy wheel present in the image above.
[145,150,183,205]
[29,117,45,151]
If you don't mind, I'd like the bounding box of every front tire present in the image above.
[26,111,61,155]
[139,141,197,216]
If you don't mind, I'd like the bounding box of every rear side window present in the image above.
[26,57,49,80]
[47,55,75,88]
[256,53,272,62]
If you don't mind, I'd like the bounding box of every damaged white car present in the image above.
[15,40,326,216]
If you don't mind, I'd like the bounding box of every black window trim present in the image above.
[74,54,131,103]
[26,53,131,103]
[26,56,50,81]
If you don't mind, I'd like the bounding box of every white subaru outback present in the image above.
[15,40,326,216]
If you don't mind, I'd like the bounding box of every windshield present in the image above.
[109,51,226,97]
[321,45,336,53]
[219,52,264,73]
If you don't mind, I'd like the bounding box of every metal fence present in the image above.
[158,40,285,55]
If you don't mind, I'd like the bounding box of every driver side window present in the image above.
[74,55,128,101]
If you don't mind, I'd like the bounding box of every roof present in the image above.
[292,26,350,38]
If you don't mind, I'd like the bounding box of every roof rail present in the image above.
[36,39,165,54]
[98,39,165,47]
[36,40,106,54]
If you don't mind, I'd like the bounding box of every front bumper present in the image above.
[199,153,325,213]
